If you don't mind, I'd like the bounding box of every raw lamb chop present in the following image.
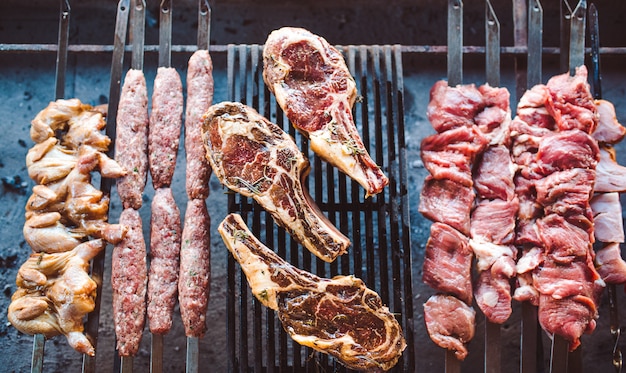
[218,213,406,372]
[262,27,388,197]
[201,101,350,262]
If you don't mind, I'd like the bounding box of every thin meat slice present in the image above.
[532,130,600,177]
[593,99,626,144]
[149,67,183,189]
[426,80,484,133]
[147,188,182,334]
[218,213,406,372]
[546,66,597,133]
[473,145,516,201]
[470,198,519,245]
[178,198,211,338]
[595,147,626,192]
[591,192,625,243]
[423,294,476,361]
[111,208,147,357]
[596,243,626,284]
[420,125,488,187]
[418,176,474,236]
[201,101,350,262]
[115,69,149,210]
[422,223,473,304]
[262,27,388,196]
[185,50,214,199]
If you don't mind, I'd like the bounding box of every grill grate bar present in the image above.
[225,43,413,372]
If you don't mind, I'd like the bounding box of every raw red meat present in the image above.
[263,27,388,196]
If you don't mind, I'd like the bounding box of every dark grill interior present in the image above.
[225,44,413,372]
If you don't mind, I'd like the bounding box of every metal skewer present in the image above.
[150,2,173,371]
[549,2,586,372]
[183,3,211,373]
[117,2,144,371]
[520,2,543,373]
[560,1,573,73]
[589,4,623,372]
[445,2,462,371]
[483,3,501,372]
[32,1,72,372]
[83,3,129,373]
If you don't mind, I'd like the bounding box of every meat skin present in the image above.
[218,213,406,372]
[263,27,388,197]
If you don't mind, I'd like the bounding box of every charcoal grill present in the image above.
[225,43,413,373]
[3,0,626,372]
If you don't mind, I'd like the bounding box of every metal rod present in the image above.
[150,334,163,373]
[590,4,622,372]
[31,334,45,373]
[197,0,211,50]
[120,356,133,373]
[569,0,587,74]
[560,1,573,72]
[5,43,626,56]
[158,0,172,68]
[54,0,70,100]
[33,1,72,368]
[484,4,501,371]
[589,3,602,100]
[83,2,129,372]
[446,350,461,373]
[186,337,199,373]
[550,335,569,373]
[520,303,539,373]
[447,0,463,86]
[130,0,145,70]
[485,0,500,87]
[527,0,543,86]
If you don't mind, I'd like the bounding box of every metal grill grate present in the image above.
[225,43,415,373]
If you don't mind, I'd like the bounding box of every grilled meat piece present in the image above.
[149,67,183,189]
[111,208,147,357]
[178,198,211,338]
[185,50,214,199]
[8,239,105,356]
[218,213,406,372]
[202,101,351,262]
[263,27,388,197]
[115,69,150,210]
[147,187,182,334]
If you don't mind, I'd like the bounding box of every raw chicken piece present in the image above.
[8,239,105,356]
[218,213,406,371]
